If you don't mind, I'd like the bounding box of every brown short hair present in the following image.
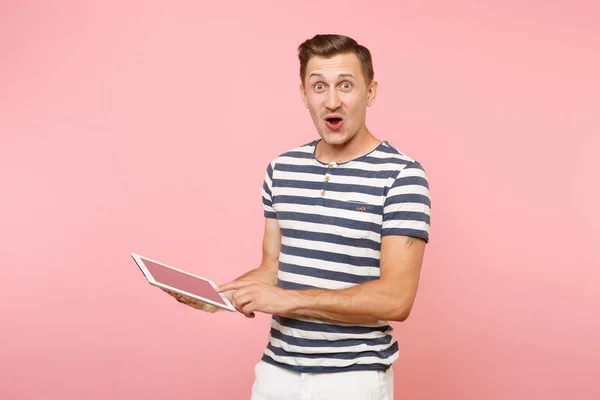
[298,34,374,86]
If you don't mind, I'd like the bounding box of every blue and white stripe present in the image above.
[260,139,431,373]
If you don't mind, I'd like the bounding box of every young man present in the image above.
[168,34,431,399]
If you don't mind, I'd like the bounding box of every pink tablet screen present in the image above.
[141,258,226,305]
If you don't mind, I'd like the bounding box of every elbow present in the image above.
[390,308,411,322]
[375,285,418,322]
[387,301,414,322]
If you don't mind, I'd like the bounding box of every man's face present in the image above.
[300,52,377,146]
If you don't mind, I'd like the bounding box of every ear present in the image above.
[300,83,308,108]
[366,80,378,107]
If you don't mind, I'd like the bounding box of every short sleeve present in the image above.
[382,161,431,242]
[262,160,277,219]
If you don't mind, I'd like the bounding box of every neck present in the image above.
[316,128,381,164]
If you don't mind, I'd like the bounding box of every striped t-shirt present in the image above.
[260,139,431,373]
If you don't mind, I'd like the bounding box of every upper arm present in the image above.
[261,217,281,271]
[379,235,426,318]
[379,161,431,319]
[261,159,281,271]
[262,161,276,219]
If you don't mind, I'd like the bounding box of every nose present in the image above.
[325,88,342,110]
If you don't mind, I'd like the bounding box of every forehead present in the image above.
[305,52,364,82]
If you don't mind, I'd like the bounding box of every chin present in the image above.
[320,130,351,146]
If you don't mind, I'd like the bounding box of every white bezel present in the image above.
[131,252,236,312]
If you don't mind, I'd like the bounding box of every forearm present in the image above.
[235,217,280,287]
[284,279,410,324]
[234,264,277,286]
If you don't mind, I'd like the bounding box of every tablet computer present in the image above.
[131,253,236,312]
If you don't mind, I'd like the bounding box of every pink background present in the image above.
[1,1,599,399]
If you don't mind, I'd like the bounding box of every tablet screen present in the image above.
[141,258,227,305]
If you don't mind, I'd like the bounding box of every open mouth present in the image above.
[324,117,344,130]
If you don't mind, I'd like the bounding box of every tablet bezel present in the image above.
[131,252,236,312]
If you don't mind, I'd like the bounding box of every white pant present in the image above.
[250,360,394,400]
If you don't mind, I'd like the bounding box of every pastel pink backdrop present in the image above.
[1,1,598,399]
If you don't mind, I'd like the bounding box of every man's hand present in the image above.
[216,281,297,318]
[162,288,234,313]
[162,265,277,315]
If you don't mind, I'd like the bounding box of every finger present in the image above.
[196,303,215,311]
[201,303,221,313]
[241,303,256,318]
[177,296,195,304]
[232,288,254,307]
[232,286,250,300]
[232,293,254,312]
[185,297,219,312]
[179,298,219,313]
[177,295,198,305]
[216,280,254,293]
[221,290,235,302]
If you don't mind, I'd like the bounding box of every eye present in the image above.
[340,82,352,91]
[313,83,325,91]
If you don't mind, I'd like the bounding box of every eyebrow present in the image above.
[309,73,355,80]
